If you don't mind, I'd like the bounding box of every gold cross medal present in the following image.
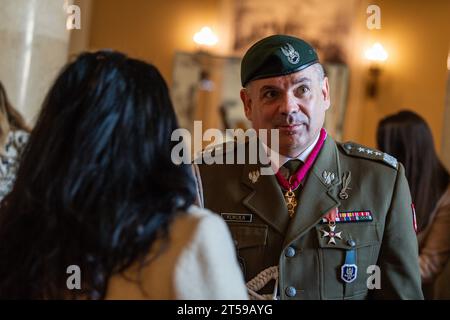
[275,160,303,218]
[284,189,297,218]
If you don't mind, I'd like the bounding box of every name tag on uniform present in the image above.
[320,211,373,224]
[221,213,253,223]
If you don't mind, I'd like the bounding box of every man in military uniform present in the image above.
[193,35,423,299]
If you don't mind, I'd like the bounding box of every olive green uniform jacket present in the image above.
[194,135,423,300]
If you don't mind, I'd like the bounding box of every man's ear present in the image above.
[240,88,252,120]
[322,77,331,110]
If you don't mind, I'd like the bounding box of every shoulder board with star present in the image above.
[339,142,398,170]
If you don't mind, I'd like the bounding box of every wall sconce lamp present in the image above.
[193,26,218,49]
[447,51,450,71]
[365,42,388,98]
[192,27,219,91]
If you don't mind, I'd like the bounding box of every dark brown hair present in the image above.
[377,110,449,233]
[0,51,196,299]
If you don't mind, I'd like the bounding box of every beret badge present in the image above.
[280,43,300,65]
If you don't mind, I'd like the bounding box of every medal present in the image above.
[321,208,342,244]
[276,171,302,218]
[321,222,342,245]
[284,189,297,218]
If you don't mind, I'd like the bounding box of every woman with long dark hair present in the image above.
[377,110,450,299]
[0,81,30,201]
[0,51,248,299]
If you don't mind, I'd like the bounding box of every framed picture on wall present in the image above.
[232,0,357,64]
[171,51,249,135]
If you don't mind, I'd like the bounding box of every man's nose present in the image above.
[279,93,299,115]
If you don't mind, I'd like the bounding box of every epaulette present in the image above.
[339,141,398,170]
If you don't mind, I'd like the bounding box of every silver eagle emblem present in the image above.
[280,43,300,65]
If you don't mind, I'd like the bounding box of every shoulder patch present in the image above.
[339,142,398,169]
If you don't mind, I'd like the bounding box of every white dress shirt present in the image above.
[262,131,321,175]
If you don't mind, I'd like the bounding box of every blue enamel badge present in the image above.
[341,264,358,283]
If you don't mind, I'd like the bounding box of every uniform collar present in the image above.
[262,130,322,173]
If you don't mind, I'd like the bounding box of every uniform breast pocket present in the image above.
[315,223,381,299]
[227,223,268,280]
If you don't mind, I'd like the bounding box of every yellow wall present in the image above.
[345,0,450,149]
[89,0,222,84]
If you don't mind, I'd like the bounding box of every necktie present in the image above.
[281,159,302,180]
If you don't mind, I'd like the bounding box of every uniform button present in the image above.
[285,246,296,258]
[347,239,356,247]
[285,286,297,297]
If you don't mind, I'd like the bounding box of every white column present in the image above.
[0,0,72,124]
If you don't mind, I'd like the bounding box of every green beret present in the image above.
[241,35,319,87]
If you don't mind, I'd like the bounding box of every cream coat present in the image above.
[106,206,249,299]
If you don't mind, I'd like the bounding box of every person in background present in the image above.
[0,81,30,201]
[0,51,248,300]
[377,110,450,299]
